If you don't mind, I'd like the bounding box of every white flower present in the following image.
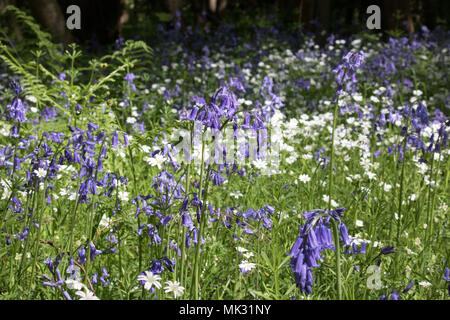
[373,241,381,248]
[239,260,256,274]
[26,95,37,103]
[34,168,47,178]
[405,247,417,255]
[137,271,162,291]
[286,154,298,164]
[370,96,380,103]
[75,288,100,300]
[365,171,376,180]
[236,246,248,253]
[418,281,432,288]
[380,182,392,192]
[252,159,267,170]
[164,280,185,298]
[68,192,77,201]
[394,212,403,220]
[243,252,254,259]
[298,174,311,184]
[66,279,85,290]
[118,191,129,202]
[99,215,112,228]
[141,145,151,154]
[323,195,339,207]
[126,117,137,124]
[230,191,243,199]
[145,153,166,170]
[355,220,364,227]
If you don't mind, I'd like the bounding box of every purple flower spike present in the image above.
[443,267,450,282]
[402,281,414,294]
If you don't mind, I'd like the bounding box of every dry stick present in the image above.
[93,218,123,242]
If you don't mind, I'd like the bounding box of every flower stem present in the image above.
[328,95,342,300]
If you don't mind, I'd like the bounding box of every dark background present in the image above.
[0,0,449,46]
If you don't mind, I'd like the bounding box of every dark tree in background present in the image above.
[0,0,448,46]
[57,0,129,45]
[26,0,73,45]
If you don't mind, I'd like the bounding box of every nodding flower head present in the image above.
[124,73,136,83]
[10,80,24,95]
[6,81,27,124]
[289,207,352,295]
[343,51,365,70]
[332,50,365,94]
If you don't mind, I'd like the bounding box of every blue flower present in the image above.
[443,267,450,282]
[124,73,136,83]
[289,207,350,295]
[6,82,27,124]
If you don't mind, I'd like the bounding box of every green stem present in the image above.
[191,130,211,299]
[68,188,81,255]
[396,136,408,244]
[328,94,342,300]
[179,160,191,286]
[425,154,436,243]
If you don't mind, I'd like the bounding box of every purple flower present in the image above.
[6,82,27,124]
[379,245,397,256]
[443,267,450,282]
[62,290,72,300]
[339,223,351,246]
[92,272,98,284]
[124,73,136,83]
[89,242,104,261]
[402,281,415,294]
[332,51,365,98]
[382,282,415,300]
[78,248,87,264]
[14,226,29,241]
[289,207,349,295]
[124,73,137,91]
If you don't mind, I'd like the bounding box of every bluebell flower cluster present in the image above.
[5,81,27,127]
[288,207,352,295]
[332,51,365,97]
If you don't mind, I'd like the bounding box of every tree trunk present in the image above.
[166,0,182,14]
[0,0,24,42]
[26,0,73,45]
[382,0,414,33]
[399,0,414,33]
[317,0,330,31]
[192,0,203,26]
[299,0,314,26]
[117,0,130,38]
